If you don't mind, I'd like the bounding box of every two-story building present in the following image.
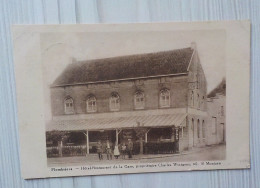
[206,79,226,145]
[46,42,208,155]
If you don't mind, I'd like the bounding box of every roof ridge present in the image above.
[76,47,193,64]
[52,47,194,87]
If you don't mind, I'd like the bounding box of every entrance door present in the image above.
[192,119,195,146]
[220,123,225,143]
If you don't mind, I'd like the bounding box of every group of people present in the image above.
[96,139,133,160]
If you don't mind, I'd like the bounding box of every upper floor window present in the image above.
[220,106,224,116]
[110,93,120,111]
[197,94,200,109]
[64,97,74,114]
[191,91,194,107]
[202,96,205,108]
[134,91,145,109]
[160,89,170,108]
[87,95,97,113]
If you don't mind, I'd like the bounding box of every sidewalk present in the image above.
[128,144,223,160]
[47,144,225,167]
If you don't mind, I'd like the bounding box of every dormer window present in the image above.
[134,91,145,109]
[87,95,97,113]
[110,93,120,111]
[159,89,170,108]
[64,97,74,114]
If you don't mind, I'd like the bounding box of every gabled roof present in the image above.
[52,47,194,87]
[207,78,226,98]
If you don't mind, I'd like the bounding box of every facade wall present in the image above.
[187,114,207,148]
[206,94,226,145]
[185,46,208,148]
[178,118,189,152]
[50,47,209,152]
[50,76,189,116]
[187,48,207,111]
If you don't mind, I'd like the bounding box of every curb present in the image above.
[129,145,224,160]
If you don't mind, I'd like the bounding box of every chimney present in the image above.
[191,42,197,50]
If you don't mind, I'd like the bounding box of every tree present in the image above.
[46,131,70,146]
[134,125,148,154]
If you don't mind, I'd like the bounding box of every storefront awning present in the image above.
[46,113,187,131]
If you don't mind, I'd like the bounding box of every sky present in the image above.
[41,29,226,121]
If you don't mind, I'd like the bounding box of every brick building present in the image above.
[46,43,208,154]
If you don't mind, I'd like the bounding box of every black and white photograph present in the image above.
[45,41,226,167]
[13,21,250,179]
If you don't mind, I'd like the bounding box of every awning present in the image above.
[46,113,187,131]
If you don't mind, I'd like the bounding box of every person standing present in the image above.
[96,141,103,160]
[105,139,113,160]
[113,143,120,159]
[121,142,127,159]
[127,139,133,159]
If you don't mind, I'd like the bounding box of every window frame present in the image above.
[86,95,97,113]
[197,93,200,109]
[64,97,74,115]
[220,106,224,116]
[191,91,194,107]
[197,119,200,138]
[202,120,206,139]
[109,93,120,111]
[159,89,170,108]
[212,117,217,134]
[134,91,145,110]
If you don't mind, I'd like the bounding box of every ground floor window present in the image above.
[202,120,206,139]
[212,117,217,134]
[147,128,172,142]
[197,119,200,138]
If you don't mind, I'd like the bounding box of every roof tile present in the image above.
[52,48,193,86]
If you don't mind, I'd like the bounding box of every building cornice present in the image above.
[50,72,189,88]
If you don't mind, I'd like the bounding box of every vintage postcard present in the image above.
[13,21,250,179]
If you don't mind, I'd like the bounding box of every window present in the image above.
[197,119,200,138]
[191,91,194,107]
[110,93,120,111]
[87,96,97,112]
[196,74,200,89]
[64,97,74,114]
[192,118,195,146]
[160,89,170,108]
[202,120,206,139]
[134,91,145,109]
[191,118,194,131]
[197,94,200,109]
[202,96,205,108]
[221,106,224,116]
[212,117,217,134]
